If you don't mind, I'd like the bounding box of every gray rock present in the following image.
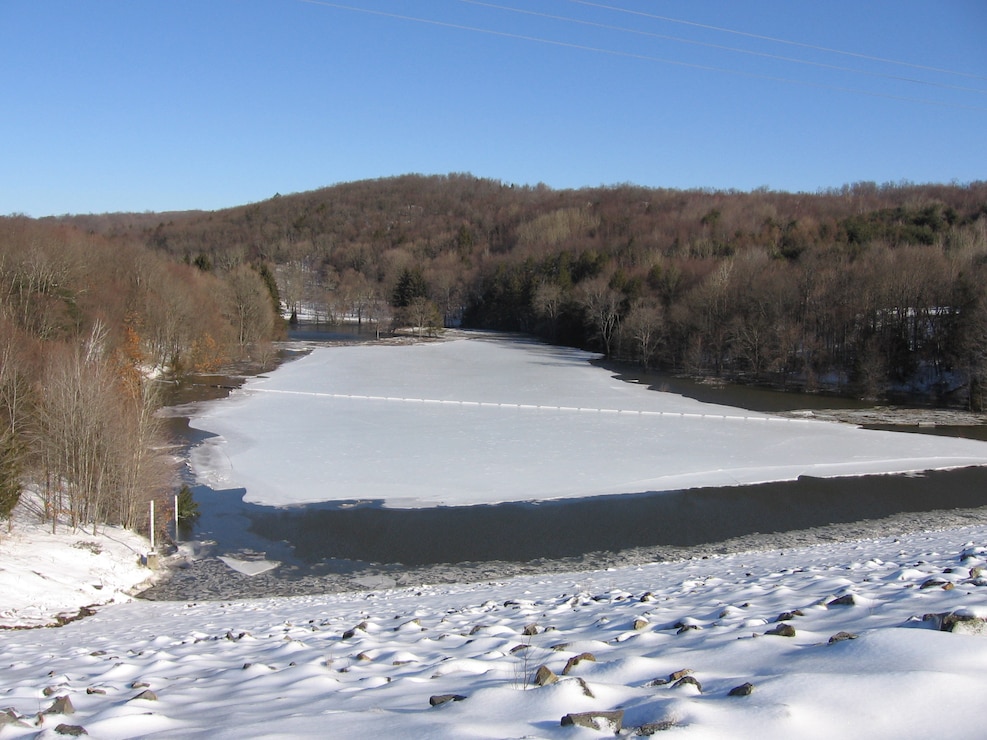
[44,696,75,715]
[534,665,559,686]
[522,623,539,636]
[131,689,158,701]
[920,611,987,634]
[828,631,859,643]
[827,594,856,607]
[766,623,796,637]
[672,675,702,692]
[562,652,596,675]
[0,710,29,728]
[728,682,755,696]
[55,724,88,736]
[429,694,466,707]
[561,709,624,733]
[341,621,368,639]
[636,718,678,734]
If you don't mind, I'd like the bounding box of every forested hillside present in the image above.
[0,216,283,532]
[70,174,987,408]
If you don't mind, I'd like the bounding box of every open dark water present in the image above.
[143,327,987,600]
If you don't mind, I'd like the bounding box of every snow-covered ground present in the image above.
[0,494,156,629]
[5,333,987,737]
[187,334,987,508]
[2,518,987,738]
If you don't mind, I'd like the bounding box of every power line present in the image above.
[567,0,987,82]
[459,0,987,96]
[298,0,987,112]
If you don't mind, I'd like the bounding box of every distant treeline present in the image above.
[70,174,987,408]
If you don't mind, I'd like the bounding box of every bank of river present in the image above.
[144,327,987,601]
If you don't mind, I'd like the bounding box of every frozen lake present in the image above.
[148,332,987,597]
[187,334,987,509]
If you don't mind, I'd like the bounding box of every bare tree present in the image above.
[223,265,275,353]
[407,296,442,338]
[532,282,565,343]
[623,299,664,369]
[366,290,393,339]
[577,277,622,357]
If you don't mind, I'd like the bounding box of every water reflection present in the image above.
[234,466,987,570]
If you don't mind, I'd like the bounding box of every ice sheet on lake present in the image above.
[188,335,987,509]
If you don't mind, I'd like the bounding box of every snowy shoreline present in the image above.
[2,510,987,738]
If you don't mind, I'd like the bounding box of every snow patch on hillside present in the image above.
[0,493,156,628]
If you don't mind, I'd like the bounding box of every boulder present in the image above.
[429,694,466,707]
[561,710,624,733]
[924,612,987,635]
[635,718,678,734]
[534,665,559,686]
[728,682,755,696]
[766,623,796,637]
[341,622,368,639]
[44,696,75,715]
[672,675,702,693]
[828,631,859,644]
[54,724,88,736]
[562,652,597,675]
[0,710,29,728]
[827,594,857,607]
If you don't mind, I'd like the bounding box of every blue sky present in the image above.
[3,1,985,217]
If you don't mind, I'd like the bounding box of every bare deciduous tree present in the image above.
[223,265,275,353]
[623,299,664,369]
[577,277,622,357]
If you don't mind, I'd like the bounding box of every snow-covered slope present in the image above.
[2,522,987,738]
[0,494,155,629]
[188,334,987,508]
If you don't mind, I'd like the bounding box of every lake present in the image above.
[144,326,987,600]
